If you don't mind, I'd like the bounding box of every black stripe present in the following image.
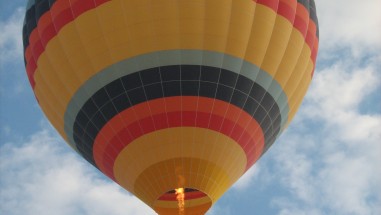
[297,0,319,38]
[72,65,282,166]
[23,0,56,53]
[308,0,319,38]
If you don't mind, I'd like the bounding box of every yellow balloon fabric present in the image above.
[23,0,319,214]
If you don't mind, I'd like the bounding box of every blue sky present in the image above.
[1,1,380,215]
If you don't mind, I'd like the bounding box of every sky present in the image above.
[0,1,380,215]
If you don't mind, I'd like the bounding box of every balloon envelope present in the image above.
[23,0,319,214]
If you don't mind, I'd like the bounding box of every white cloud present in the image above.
[269,49,381,215]
[316,0,381,54]
[0,7,24,64]
[214,3,381,213]
[227,1,381,204]
[232,165,260,190]
[1,2,380,215]
[266,2,381,210]
[0,127,155,215]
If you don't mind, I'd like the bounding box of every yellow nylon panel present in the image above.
[33,80,68,141]
[177,1,205,49]
[56,24,94,82]
[45,33,83,92]
[113,127,247,194]
[274,29,305,85]
[75,13,114,72]
[203,1,230,52]
[33,0,313,138]
[133,158,231,208]
[286,60,313,125]
[225,0,255,57]
[245,4,276,67]
[283,79,311,129]
[261,16,293,76]
[283,44,311,96]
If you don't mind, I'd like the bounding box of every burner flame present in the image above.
[175,188,185,214]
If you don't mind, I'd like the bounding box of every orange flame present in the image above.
[175,188,185,215]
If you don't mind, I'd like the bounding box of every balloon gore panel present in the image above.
[23,0,319,214]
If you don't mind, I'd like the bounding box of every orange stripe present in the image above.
[24,0,111,88]
[158,191,206,201]
[38,11,56,48]
[294,2,309,37]
[278,0,296,22]
[93,97,264,178]
[25,0,318,89]
[99,111,263,179]
[257,0,279,12]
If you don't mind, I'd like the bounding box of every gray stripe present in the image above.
[64,50,290,149]
[26,0,35,11]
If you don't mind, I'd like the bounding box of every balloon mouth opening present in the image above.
[153,187,212,214]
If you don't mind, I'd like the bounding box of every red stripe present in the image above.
[24,0,110,88]
[71,0,95,18]
[255,0,318,72]
[257,0,279,12]
[98,111,263,180]
[51,0,73,31]
[93,97,264,180]
[277,1,296,22]
[26,58,36,87]
[94,96,260,156]
[93,96,263,161]
[158,191,207,201]
[25,0,318,88]
[30,31,44,65]
[38,12,57,48]
[294,3,309,38]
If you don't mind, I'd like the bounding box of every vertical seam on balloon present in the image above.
[237,2,266,170]
[90,0,135,175]
[62,0,111,155]
[248,1,279,157]
[222,1,257,180]
[67,0,108,163]
[282,75,310,130]
[32,3,81,151]
[274,4,311,132]
[260,2,296,148]
[281,51,312,131]
[188,2,204,190]
[47,1,95,153]
[150,1,181,194]
[284,44,311,105]
[202,10,223,194]
[116,0,158,200]
[207,0,234,198]
[144,2,164,200]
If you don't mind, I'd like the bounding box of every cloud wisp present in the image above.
[1,1,380,215]
[316,0,381,55]
[268,46,381,215]
[248,1,381,214]
[0,127,155,215]
[0,7,23,65]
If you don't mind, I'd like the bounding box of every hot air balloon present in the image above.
[23,0,319,214]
